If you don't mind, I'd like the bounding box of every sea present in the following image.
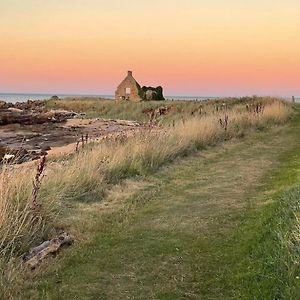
[0,93,299,103]
[0,93,115,103]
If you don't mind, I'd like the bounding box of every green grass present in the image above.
[20,105,300,299]
[240,109,300,299]
[0,98,289,271]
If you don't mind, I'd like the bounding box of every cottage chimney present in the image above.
[127,71,133,77]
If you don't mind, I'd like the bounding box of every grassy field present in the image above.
[0,98,298,299]
[44,96,284,124]
[20,104,300,299]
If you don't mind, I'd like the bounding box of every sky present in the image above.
[0,0,299,97]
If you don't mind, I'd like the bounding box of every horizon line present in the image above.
[0,92,299,99]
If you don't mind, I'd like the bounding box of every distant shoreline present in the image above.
[0,93,299,103]
[0,93,115,103]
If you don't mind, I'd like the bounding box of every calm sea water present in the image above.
[0,93,299,103]
[0,93,115,103]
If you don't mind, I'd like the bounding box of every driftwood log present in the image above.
[23,232,74,269]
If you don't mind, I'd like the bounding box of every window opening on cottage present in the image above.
[126,87,131,95]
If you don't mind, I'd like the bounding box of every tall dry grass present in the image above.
[41,100,292,204]
[44,96,284,123]
[0,99,292,297]
[0,162,56,297]
[0,166,55,254]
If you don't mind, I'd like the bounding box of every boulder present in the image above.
[50,95,60,101]
[0,100,12,109]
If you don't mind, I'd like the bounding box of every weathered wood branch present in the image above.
[23,232,74,269]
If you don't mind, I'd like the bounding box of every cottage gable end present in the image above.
[115,71,165,102]
[115,71,143,102]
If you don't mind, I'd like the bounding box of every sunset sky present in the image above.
[1,0,299,96]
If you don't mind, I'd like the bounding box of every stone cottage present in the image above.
[115,71,165,102]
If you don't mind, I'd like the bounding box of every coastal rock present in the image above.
[0,148,30,164]
[0,106,79,126]
[13,100,44,110]
[0,100,13,109]
[50,95,60,101]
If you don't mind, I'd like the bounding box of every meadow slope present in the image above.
[0,98,298,299]
[19,104,300,299]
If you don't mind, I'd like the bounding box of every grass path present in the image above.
[24,107,300,299]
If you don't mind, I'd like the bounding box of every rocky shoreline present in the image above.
[0,100,143,164]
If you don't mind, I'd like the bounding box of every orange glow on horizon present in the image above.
[1,0,300,96]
